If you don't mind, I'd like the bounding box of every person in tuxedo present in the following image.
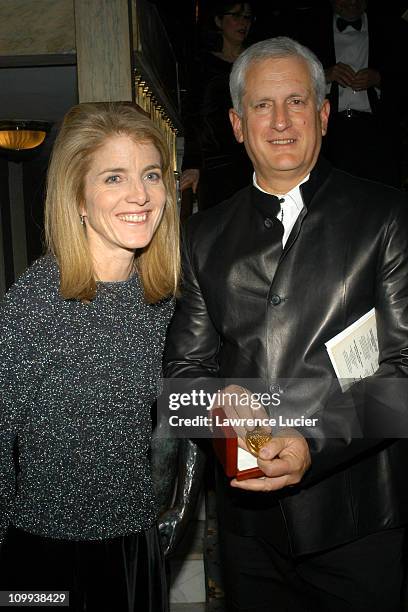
[165,36,408,611]
[297,0,407,186]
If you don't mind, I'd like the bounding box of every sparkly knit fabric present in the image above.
[0,255,174,542]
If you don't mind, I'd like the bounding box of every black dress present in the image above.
[1,526,167,611]
[182,52,253,210]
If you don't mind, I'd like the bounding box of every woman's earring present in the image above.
[80,215,86,226]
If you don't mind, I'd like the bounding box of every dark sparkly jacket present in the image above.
[0,256,174,542]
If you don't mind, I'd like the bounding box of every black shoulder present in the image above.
[327,168,408,214]
[184,185,252,239]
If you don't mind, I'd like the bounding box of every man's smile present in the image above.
[268,138,296,145]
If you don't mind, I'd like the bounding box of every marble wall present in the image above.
[0,0,75,56]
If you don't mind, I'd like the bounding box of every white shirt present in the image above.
[253,173,308,247]
[331,12,372,113]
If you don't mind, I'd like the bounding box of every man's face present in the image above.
[229,56,330,191]
[331,0,367,20]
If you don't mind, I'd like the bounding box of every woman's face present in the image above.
[216,3,252,45]
[81,134,166,268]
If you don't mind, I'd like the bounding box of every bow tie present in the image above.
[337,17,362,32]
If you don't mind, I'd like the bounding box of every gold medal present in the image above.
[245,427,272,457]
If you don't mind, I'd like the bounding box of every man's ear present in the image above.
[320,99,330,136]
[229,108,244,143]
[215,16,222,29]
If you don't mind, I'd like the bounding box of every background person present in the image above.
[297,0,408,186]
[0,102,180,612]
[180,1,254,210]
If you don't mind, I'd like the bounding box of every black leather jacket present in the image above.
[165,158,408,555]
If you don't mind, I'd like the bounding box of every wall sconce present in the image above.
[0,120,52,162]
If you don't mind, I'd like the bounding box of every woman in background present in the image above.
[181,1,254,210]
[0,102,179,611]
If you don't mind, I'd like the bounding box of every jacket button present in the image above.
[264,217,273,229]
[270,294,281,306]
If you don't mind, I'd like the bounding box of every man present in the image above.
[297,0,407,186]
[165,37,408,611]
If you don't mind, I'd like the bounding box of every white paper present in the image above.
[325,308,379,391]
[237,447,258,471]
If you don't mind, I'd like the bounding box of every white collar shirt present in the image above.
[253,173,308,247]
[332,12,372,113]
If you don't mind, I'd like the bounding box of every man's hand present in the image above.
[180,168,200,193]
[325,63,356,88]
[231,431,311,492]
[214,385,311,492]
[352,68,381,91]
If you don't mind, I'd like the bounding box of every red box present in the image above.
[212,407,265,480]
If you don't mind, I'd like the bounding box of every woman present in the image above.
[0,102,179,611]
[181,1,254,210]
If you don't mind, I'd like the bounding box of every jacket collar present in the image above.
[300,156,332,209]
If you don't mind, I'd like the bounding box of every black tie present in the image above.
[337,16,362,32]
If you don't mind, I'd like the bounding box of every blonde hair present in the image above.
[44,102,180,303]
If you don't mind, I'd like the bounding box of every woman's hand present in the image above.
[180,169,200,193]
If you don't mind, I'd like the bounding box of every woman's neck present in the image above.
[218,39,243,63]
[93,254,135,282]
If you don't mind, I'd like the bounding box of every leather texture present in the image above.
[165,158,408,555]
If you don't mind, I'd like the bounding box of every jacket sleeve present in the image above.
[0,431,17,545]
[0,283,42,543]
[301,198,408,483]
[164,225,221,380]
